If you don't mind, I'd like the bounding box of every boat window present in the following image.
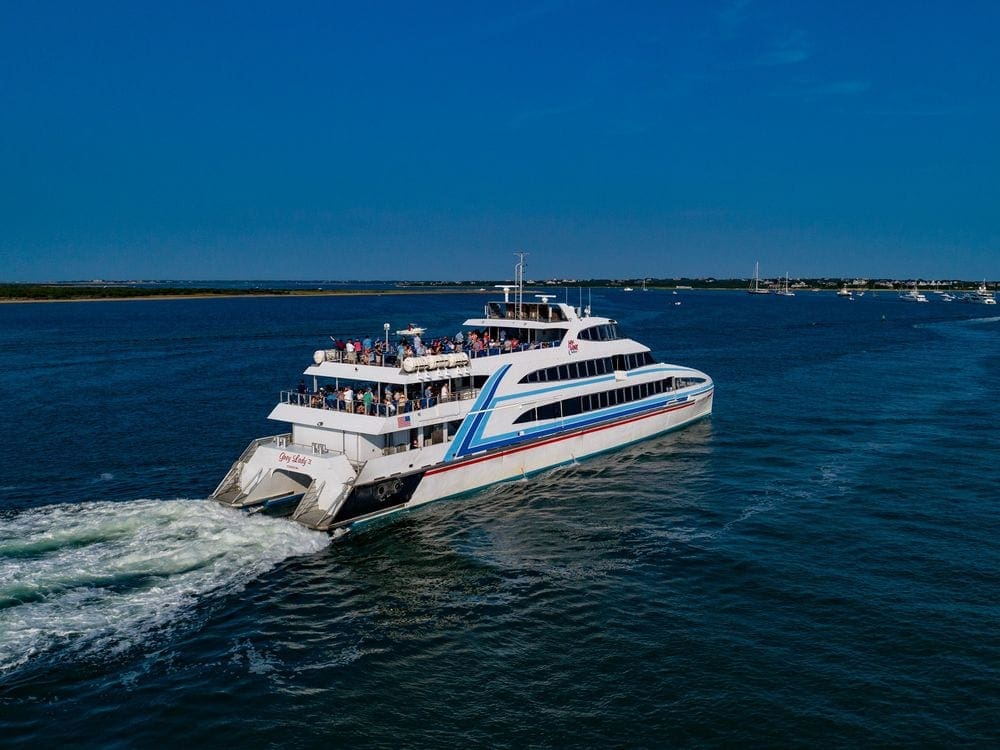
[513,376,680,424]
[676,377,706,388]
[538,402,560,420]
[518,354,645,384]
[537,328,568,346]
[578,323,628,342]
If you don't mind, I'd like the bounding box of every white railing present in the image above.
[279,389,480,416]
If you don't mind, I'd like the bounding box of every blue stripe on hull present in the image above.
[445,363,511,461]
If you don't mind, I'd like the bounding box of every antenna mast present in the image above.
[514,251,528,319]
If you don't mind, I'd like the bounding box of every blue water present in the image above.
[1,290,997,746]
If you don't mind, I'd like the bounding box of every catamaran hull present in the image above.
[334,387,714,530]
[214,387,713,532]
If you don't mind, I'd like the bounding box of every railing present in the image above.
[465,341,562,358]
[316,349,398,367]
[312,339,563,369]
[280,388,480,416]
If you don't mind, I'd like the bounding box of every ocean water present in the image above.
[0,290,997,747]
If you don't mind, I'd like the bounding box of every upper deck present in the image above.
[470,299,579,326]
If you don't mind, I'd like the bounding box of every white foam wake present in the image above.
[0,498,329,674]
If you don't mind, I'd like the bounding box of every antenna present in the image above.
[494,284,513,303]
[514,251,528,318]
[535,294,555,304]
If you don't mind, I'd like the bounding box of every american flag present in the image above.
[397,415,411,427]
[568,340,578,354]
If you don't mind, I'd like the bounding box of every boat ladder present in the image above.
[291,476,356,531]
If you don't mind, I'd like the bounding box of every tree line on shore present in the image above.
[0,284,294,300]
[2,277,994,301]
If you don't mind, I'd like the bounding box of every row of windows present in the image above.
[487,302,569,322]
[513,375,706,424]
[519,352,656,384]
[578,323,624,341]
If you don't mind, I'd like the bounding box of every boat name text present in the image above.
[278,452,312,467]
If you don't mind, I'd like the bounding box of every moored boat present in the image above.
[747,262,770,294]
[961,281,996,305]
[775,272,795,297]
[899,284,929,302]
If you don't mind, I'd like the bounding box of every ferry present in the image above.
[211,268,714,533]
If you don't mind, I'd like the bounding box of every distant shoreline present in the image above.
[0,288,495,304]
[1,280,994,304]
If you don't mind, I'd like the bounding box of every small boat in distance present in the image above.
[748,262,770,294]
[837,286,852,298]
[623,286,634,292]
[775,272,795,297]
[961,281,997,305]
[396,325,426,336]
[899,284,929,303]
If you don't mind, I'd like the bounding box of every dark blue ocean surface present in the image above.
[1,290,997,747]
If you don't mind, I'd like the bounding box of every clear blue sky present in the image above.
[2,1,998,281]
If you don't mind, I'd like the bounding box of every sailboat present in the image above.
[641,279,649,292]
[747,262,770,294]
[775,272,795,297]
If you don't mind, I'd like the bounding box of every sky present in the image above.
[1,1,998,282]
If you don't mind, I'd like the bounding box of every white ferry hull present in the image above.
[405,388,713,514]
[213,385,713,532]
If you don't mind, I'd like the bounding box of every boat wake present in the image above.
[0,498,329,675]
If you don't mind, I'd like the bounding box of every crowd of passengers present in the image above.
[295,379,451,416]
[324,329,559,367]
